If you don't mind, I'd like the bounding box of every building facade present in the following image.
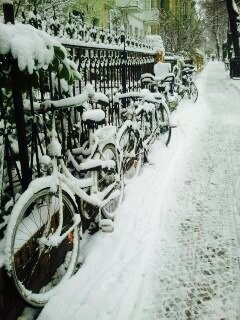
[72,1,195,39]
[72,0,115,27]
[115,0,161,37]
[114,0,195,37]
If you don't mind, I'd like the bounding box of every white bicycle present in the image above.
[4,85,123,307]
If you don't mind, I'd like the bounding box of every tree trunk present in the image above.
[225,0,240,57]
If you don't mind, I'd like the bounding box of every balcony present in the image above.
[143,9,160,24]
[116,0,142,13]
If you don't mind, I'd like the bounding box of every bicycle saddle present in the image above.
[82,109,106,126]
[141,72,175,84]
[141,73,155,81]
[182,69,194,76]
[91,92,109,107]
[154,73,175,83]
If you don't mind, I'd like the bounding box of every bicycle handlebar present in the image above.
[116,91,163,104]
[141,73,175,84]
[39,84,109,112]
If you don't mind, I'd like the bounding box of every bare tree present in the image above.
[225,0,240,57]
[159,5,202,54]
[13,0,73,18]
[198,0,228,59]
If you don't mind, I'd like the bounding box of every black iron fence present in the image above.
[0,3,156,238]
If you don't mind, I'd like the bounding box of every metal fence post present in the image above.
[3,1,31,190]
[121,27,127,94]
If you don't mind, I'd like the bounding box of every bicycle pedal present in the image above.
[88,222,99,235]
[99,219,114,233]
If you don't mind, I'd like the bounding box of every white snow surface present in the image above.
[37,62,240,319]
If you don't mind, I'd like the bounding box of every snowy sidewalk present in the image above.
[38,62,240,320]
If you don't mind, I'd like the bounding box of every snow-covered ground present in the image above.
[37,62,240,320]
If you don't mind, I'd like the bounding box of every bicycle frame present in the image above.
[37,117,120,247]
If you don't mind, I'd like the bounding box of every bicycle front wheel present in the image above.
[5,183,80,307]
[157,104,172,146]
[190,82,198,103]
[119,127,143,184]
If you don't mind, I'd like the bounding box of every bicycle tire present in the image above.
[190,82,198,103]
[142,111,157,147]
[119,127,143,184]
[96,143,124,220]
[5,181,80,307]
[157,104,172,146]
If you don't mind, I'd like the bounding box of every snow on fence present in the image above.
[0,2,156,240]
[22,9,160,55]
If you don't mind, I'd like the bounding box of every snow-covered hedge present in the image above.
[0,22,80,86]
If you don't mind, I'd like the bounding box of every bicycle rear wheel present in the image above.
[190,82,198,103]
[157,104,172,146]
[5,183,80,307]
[118,127,143,184]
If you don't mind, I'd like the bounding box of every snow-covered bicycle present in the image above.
[65,92,123,220]
[4,86,123,307]
[176,65,198,103]
[141,73,179,112]
[115,90,172,183]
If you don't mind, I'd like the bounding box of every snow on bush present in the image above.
[0,22,80,83]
